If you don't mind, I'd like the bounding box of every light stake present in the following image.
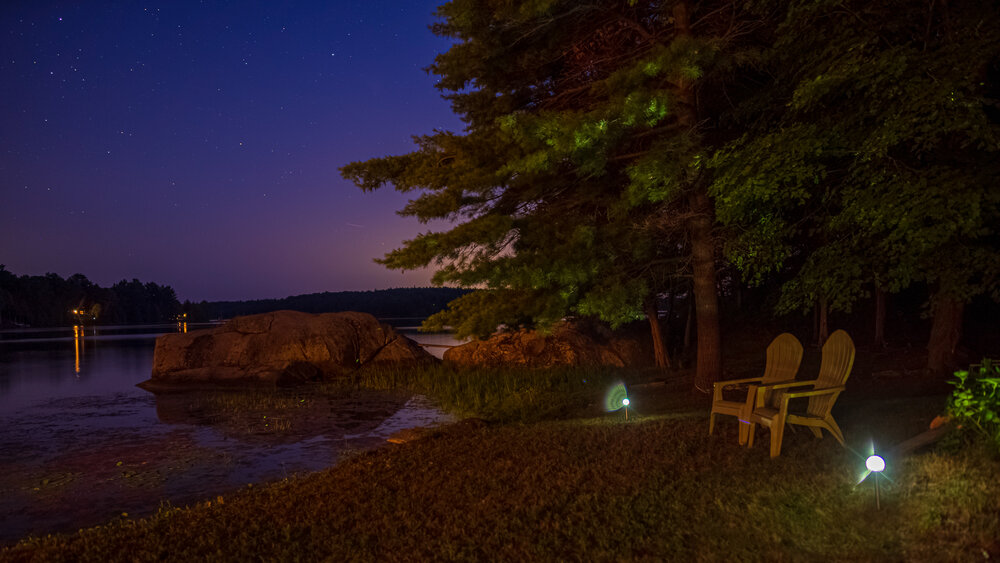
[622,397,630,421]
[866,455,885,509]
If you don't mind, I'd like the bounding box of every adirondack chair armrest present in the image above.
[780,386,845,401]
[713,376,765,388]
[712,377,764,389]
[758,379,819,392]
[778,386,846,413]
[713,376,765,401]
[754,379,818,407]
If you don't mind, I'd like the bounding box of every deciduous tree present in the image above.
[711,0,1000,374]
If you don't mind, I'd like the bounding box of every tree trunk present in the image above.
[674,0,722,393]
[927,294,964,376]
[815,296,828,346]
[683,293,693,355]
[644,297,671,369]
[666,290,675,331]
[688,190,722,392]
[812,299,819,343]
[874,286,886,350]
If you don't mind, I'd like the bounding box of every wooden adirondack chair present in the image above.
[747,329,855,458]
[709,333,803,445]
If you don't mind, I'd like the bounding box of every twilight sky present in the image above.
[0,1,461,302]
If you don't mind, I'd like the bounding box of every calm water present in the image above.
[0,323,458,543]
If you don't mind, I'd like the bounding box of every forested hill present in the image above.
[0,265,471,328]
[203,288,472,320]
[0,266,182,328]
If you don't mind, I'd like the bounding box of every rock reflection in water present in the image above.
[0,387,453,545]
[151,388,415,446]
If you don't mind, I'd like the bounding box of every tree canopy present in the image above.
[343,0,1000,379]
[711,0,1000,371]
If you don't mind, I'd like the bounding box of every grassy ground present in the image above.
[3,365,998,561]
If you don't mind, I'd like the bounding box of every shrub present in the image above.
[947,359,1000,450]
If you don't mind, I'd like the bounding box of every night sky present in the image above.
[1,1,461,302]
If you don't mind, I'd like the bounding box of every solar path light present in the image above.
[604,383,630,421]
[865,455,886,509]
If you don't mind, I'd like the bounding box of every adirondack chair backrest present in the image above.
[760,333,804,408]
[807,330,855,417]
[763,333,804,383]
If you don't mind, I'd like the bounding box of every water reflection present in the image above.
[0,322,216,345]
[0,328,456,544]
[150,388,418,446]
[73,325,81,374]
[0,386,453,544]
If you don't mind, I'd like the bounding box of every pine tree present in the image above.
[342,1,772,388]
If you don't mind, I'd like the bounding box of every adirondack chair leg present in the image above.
[809,427,823,439]
[708,412,716,435]
[769,416,785,458]
[826,419,845,446]
[737,403,752,445]
[746,423,757,448]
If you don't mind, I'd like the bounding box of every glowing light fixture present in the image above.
[865,455,885,473]
[604,383,631,421]
[860,451,888,510]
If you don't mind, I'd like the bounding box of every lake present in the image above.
[0,322,459,544]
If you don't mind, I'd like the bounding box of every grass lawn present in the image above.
[2,366,998,561]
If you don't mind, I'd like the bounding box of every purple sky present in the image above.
[1,1,461,302]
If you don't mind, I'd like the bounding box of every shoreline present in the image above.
[0,386,456,546]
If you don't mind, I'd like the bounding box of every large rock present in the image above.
[443,322,649,368]
[140,310,436,390]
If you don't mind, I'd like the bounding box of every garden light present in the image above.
[863,453,887,510]
[866,455,885,473]
[604,383,630,421]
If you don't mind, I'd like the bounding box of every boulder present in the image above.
[443,322,649,368]
[140,310,436,390]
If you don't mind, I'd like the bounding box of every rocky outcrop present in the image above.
[443,322,649,368]
[140,310,436,390]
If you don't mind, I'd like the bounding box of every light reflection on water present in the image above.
[0,325,456,544]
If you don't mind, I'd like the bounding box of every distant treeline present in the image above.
[203,288,472,321]
[0,266,183,327]
[0,265,470,328]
